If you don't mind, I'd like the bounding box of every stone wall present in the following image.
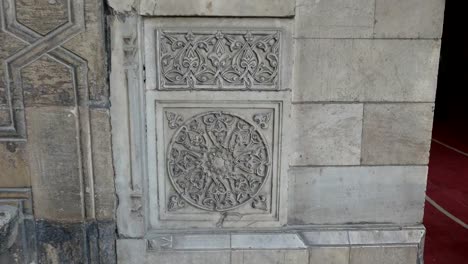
[0,0,445,263]
[0,0,115,263]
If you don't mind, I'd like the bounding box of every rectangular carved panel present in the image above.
[147,91,290,230]
[156,30,281,90]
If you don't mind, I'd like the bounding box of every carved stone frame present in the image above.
[111,16,292,238]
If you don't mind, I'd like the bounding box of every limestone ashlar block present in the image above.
[294,39,441,102]
[289,166,428,225]
[361,103,434,165]
[0,142,30,187]
[309,247,350,264]
[291,103,363,166]
[374,0,446,39]
[90,109,115,220]
[295,0,374,38]
[231,250,308,264]
[350,246,419,264]
[15,0,69,36]
[138,0,295,17]
[26,108,83,221]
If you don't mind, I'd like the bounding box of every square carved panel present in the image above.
[147,91,289,229]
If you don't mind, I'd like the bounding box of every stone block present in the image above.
[350,246,419,264]
[26,108,83,221]
[374,0,446,38]
[294,39,441,102]
[231,250,308,264]
[295,0,374,38]
[0,143,30,187]
[231,233,306,249]
[63,0,108,103]
[90,109,115,220]
[138,0,295,16]
[291,104,363,166]
[309,247,350,264]
[361,104,434,165]
[21,55,75,106]
[289,166,428,225]
[15,0,69,36]
[301,231,349,246]
[148,251,231,264]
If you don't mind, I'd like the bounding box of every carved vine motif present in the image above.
[253,112,272,129]
[158,30,280,90]
[167,111,271,211]
[165,111,184,129]
[252,195,268,211]
[167,193,186,211]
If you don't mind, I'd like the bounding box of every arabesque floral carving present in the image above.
[167,111,271,211]
[158,30,280,90]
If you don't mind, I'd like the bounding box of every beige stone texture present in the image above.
[362,103,435,165]
[90,109,115,220]
[309,247,350,264]
[289,166,428,225]
[296,0,375,38]
[15,0,69,36]
[294,39,441,102]
[0,143,30,187]
[21,55,75,106]
[26,108,84,221]
[374,0,446,38]
[231,250,308,264]
[350,246,419,264]
[291,103,363,166]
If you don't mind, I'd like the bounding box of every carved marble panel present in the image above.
[144,18,294,92]
[156,30,281,90]
[147,91,290,229]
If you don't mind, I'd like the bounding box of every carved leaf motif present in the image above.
[165,111,184,129]
[252,195,268,211]
[253,112,272,129]
[167,112,271,212]
[158,30,280,90]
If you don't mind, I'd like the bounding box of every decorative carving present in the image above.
[167,193,186,211]
[252,195,268,211]
[253,112,271,129]
[147,236,173,251]
[130,194,143,217]
[165,111,183,129]
[157,30,280,90]
[167,111,271,212]
[0,0,85,140]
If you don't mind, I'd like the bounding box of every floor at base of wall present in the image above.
[424,119,468,264]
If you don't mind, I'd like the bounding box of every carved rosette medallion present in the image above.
[167,111,271,211]
[158,30,281,90]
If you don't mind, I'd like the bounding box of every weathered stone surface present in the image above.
[21,55,75,106]
[294,39,441,102]
[0,143,30,187]
[138,0,295,16]
[362,104,434,165]
[0,205,19,253]
[63,0,108,103]
[15,0,69,36]
[374,0,446,38]
[295,0,374,38]
[291,103,363,166]
[26,108,83,221]
[231,250,308,264]
[309,247,350,264]
[350,246,418,264]
[289,166,428,225]
[301,231,349,246]
[0,31,28,106]
[90,109,115,220]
